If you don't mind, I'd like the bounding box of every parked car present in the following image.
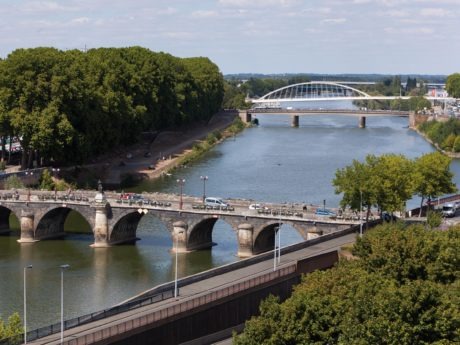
[315,208,336,216]
[441,203,456,217]
[205,197,229,208]
[249,203,262,210]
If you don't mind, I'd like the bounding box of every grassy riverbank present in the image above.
[175,117,247,167]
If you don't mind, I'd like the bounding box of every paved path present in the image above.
[28,231,356,345]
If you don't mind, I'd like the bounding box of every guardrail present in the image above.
[0,289,174,345]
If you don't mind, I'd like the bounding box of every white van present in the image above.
[205,197,229,208]
[441,203,456,217]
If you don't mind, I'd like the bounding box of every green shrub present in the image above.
[39,169,55,190]
[4,175,24,189]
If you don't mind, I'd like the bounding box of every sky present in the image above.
[0,0,459,75]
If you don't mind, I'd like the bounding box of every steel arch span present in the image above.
[253,81,372,103]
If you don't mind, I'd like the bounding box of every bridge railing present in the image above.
[0,289,174,345]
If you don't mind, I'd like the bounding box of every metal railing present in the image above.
[0,288,174,345]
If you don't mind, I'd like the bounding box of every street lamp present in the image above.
[52,168,60,177]
[60,264,70,344]
[23,265,32,344]
[359,190,363,237]
[177,179,185,210]
[200,176,208,203]
[174,231,184,298]
[278,205,283,264]
[273,225,278,272]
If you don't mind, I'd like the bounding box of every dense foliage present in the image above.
[0,313,22,341]
[419,118,460,152]
[234,224,460,344]
[333,152,456,219]
[0,47,224,168]
[446,73,460,98]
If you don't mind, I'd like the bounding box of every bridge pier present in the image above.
[17,210,37,243]
[359,116,366,128]
[291,115,299,128]
[172,221,188,253]
[239,110,252,124]
[237,223,254,257]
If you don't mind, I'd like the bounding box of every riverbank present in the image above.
[410,125,460,159]
[101,111,241,187]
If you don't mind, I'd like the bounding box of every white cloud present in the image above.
[191,10,218,18]
[384,27,434,34]
[383,10,410,17]
[321,18,347,24]
[21,1,77,12]
[218,0,299,7]
[420,8,451,16]
[70,17,90,24]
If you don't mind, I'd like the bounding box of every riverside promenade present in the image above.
[27,228,358,345]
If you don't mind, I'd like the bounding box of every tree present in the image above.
[334,154,416,219]
[0,312,22,341]
[333,157,377,225]
[446,73,460,98]
[39,169,55,190]
[234,225,460,345]
[413,152,457,216]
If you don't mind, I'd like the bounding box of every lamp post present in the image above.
[177,179,185,210]
[23,265,32,344]
[52,168,60,177]
[174,230,184,298]
[273,225,278,272]
[200,176,208,203]
[278,205,283,264]
[359,190,363,237]
[60,264,70,344]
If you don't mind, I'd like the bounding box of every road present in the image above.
[28,231,357,345]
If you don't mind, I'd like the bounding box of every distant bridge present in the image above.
[0,189,359,257]
[250,81,453,104]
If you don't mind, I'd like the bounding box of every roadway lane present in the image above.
[28,231,357,345]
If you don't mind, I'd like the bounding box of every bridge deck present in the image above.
[28,231,357,345]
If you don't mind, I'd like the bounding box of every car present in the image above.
[315,208,336,216]
[249,203,262,210]
[205,197,229,208]
[441,203,456,217]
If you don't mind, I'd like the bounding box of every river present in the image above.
[1,113,459,330]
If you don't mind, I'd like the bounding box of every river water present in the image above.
[1,113,459,330]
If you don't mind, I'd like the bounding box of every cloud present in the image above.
[384,27,434,34]
[21,1,78,12]
[218,0,299,7]
[321,18,347,24]
[70,17,90,25]
[383,10,410,17]
[191,10,218,18]
[420,8,451,16]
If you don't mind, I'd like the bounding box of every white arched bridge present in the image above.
[243,81,452,128]
[251,81,451,103]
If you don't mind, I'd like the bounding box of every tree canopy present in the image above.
[333,153,456,218]
[0,47,224,168]
[234,224,460,345]
[446,73,460,98]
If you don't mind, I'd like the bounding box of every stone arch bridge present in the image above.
[0,189,358,257]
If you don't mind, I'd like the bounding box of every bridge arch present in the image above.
[253,222,280,255]
[0,205,21,233]
[187,216,238,252]
[255,81,371,102]
[34,205,93,240]
[110,211,145,244]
